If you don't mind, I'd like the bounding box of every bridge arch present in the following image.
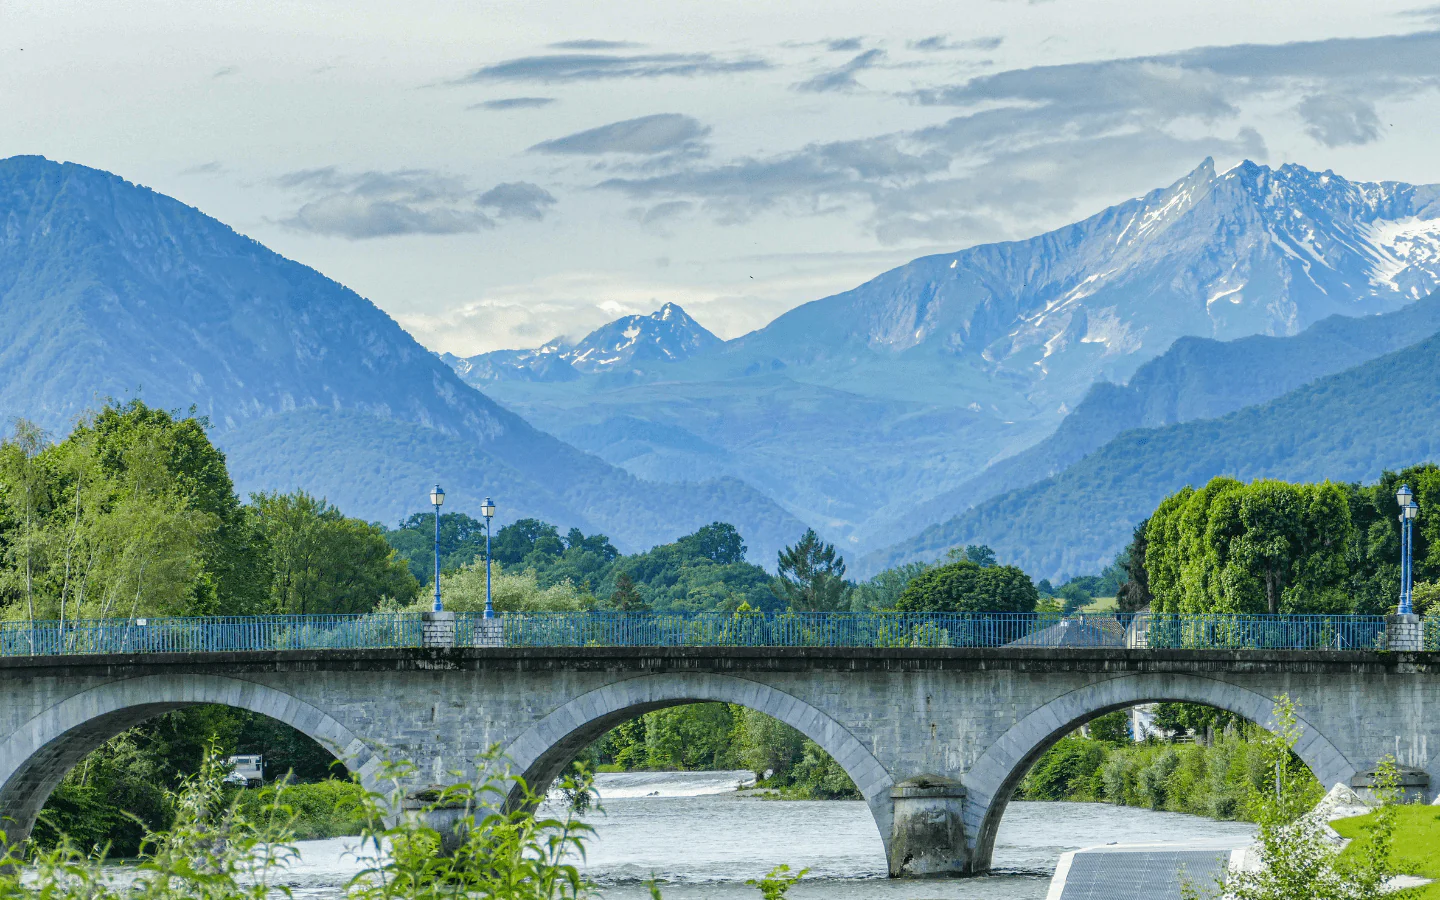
[502,673,896,852]
[0,674,374,845]
[962,672,1357,873]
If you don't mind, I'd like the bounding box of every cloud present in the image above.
[548,39,643,50]
[796,48,886,93]
[530,113,710,155]
[276,168,555,239]
[909,35,1004,52]
[212,66,238,78]
[1296,94,1382,146]
[825,38,864,52]
[590,30,1440,245]
[469,96,556,110]
[456,52,769,83]
[180,161,225,176]
[477,182,557,220]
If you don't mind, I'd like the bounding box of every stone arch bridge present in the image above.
[0,645,1435,875]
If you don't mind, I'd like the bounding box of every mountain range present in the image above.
[870,303,1440,580]
[7,152,1440,582]
[444,303,721,382]
[452,158,1440,553]
[0,156,805,560]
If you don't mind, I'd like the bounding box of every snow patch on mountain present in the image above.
[451,302,721,383]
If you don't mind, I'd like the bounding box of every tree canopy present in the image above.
[894,559,1038,613]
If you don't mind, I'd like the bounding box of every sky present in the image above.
[6,0,1440,356]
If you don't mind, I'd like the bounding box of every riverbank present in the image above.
[1017,726,1298,822]
[1334,805,1440,899]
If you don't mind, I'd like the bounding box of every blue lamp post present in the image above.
[481,497,496,619]
[430,484,445,612]
[1397,484,1419,615]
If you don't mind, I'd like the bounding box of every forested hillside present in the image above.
[873,330,1440,581]
[906,293,1440,527]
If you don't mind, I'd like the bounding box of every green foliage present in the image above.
[33,704,343,856]
[1018,712,1313,824]
[249,490,417,615]
[1187,700,1402,900]
[0,402,266,621]
[1146,477,1356,614]
[773,528,849,611]
[746,865,807,899]
[1334,804,1440,899]
[6,743,619,900]
[1115,518,1153,612]
[894,559,1037,613]
[849,561,930,611]
[1087,711,1131,744]
[1022,737,1108,801]
[582,703,860,800]
[233,778,368,840]
[608,571,647,611]
[422,560,589,613]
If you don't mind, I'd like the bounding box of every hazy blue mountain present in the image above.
[448,302,721,383]
[0,156,805,560]
[461,159,1440,552]
[867,326,1440,582]
[906,292,1440,528]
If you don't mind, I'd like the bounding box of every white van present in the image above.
[225,754,264,786]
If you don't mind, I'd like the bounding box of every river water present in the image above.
[275,771,1257,899]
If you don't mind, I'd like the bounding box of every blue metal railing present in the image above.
[0,614,421,656]
[0,612,1431,656]
[1140,613,1388,651]
[483,611,1138,649]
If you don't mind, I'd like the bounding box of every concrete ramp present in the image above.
[1046,841,1247,900]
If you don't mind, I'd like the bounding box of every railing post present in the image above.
[421,611,456,649]
[1384,613,1423,652]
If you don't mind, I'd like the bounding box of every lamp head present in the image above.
[430,484,445,507]
[1403,500,1420,521]
[481,497,496,519]
[1396,484,1413,507]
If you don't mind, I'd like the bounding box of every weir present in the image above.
[0,612,1435,877]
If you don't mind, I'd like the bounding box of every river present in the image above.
[275,771,1257,899]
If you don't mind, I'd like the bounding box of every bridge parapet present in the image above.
[0,611,1426,657]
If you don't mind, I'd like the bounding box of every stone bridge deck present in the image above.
[1,645,1435,876]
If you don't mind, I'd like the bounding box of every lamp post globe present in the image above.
[1396,484,1419,616]
[481,497,496,619]
[430,485,445,613]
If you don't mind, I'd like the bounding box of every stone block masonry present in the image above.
[0,646,1435,876]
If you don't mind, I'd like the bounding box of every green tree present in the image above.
[249,490,417,615]
[1087,711,1131,744]
[0,402,267,621]
[426,560,588,613]
[962,544,997,567]
[608,572,647,611]
[1115,518,1153,612]
[894,559,1038,613]
[850,561,930,611]
[772,529,849,611]
[1146,478,1354,614]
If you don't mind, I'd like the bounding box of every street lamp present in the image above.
[481,497,496,619]
[430,484,445,612]
[1396,484,1420,615]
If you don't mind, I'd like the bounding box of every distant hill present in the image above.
[905,292,1440,527]
[868,328,1440,581]
[0,156,804,560]
[464,158,1440,552]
